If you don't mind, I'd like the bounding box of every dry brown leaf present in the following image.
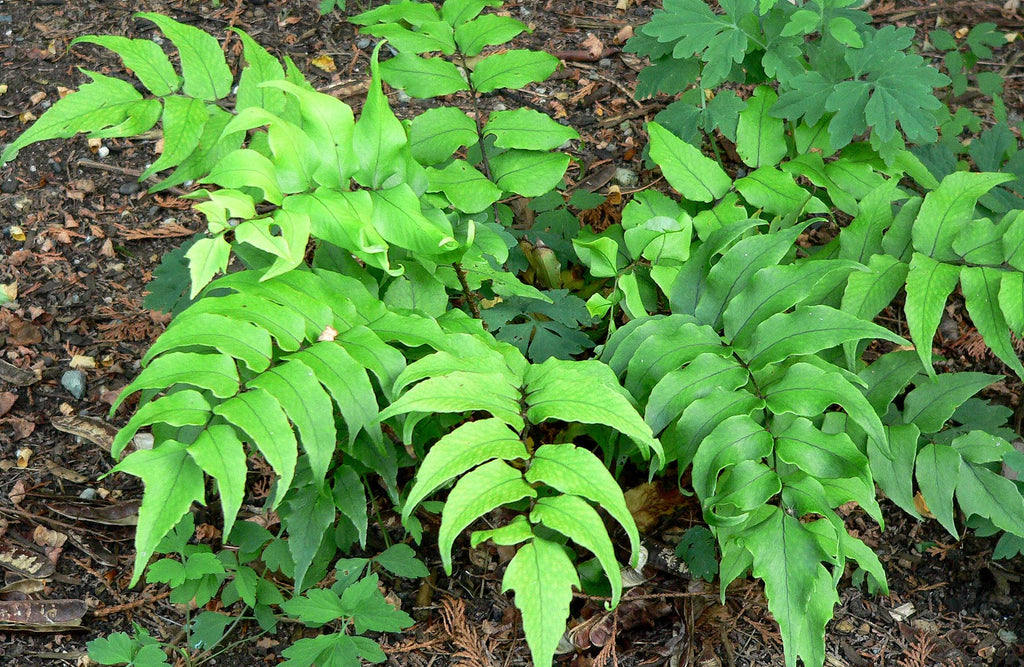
[9,478,27,505]
[582,33,605,59]
[624,481,685,533]
[312,54,337,72]
[42,460,89,484]
[0,392,17,418]
[6,416,35,440]
[913,491,936,519]
[16,447,32,467]
[7,317,42,345]
[0,282,17,303]
[0,599,87,630]
[32,526,68,549]
[614,25,634,44]
[69,354,96,370]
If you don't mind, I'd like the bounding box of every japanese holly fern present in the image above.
[569,41,1024,667]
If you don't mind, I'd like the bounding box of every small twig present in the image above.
[453,262,482,319]
[76,159,191,198]
[574,62,644,108]
[552,47,621,63]
[91,588,172,617]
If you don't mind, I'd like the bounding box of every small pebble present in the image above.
[356,37,371,50]
[599,58,612,68]
[97,146,109,158]
[61,369,87,400]
[396,90,411,103]
[0,15,12,24]
[613,167,638,187]
[118,181,141,196]
[79,488,97,501]
[0,179,15,194]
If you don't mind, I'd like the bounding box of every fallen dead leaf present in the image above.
[312,54,337,72]
[32,526,68,549]
[0,361,39,386]
[5,416,35,440]
[614,25,634,44]
[0,392,17,417]
[9,479,27,505]
[42,460,89,484]
[50,414,118,449]
[582,33,604,59]
[913,491,936,519]
[69,354,96,370]
[624,481,686,533]
[0,541,54,578]
[0,599,87,631]
[1,282,18,303]
[7,317,42,345]
[318,325,339,342]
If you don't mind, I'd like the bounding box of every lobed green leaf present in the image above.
[111,390,211,459]
[501,537,578,667]
[187,424,247,543]
[530,495,622,606]
[112,440,206,586]
[525,443,641,564]
[215,388,298,505]
[403,418,528,523]
[71,35,180,96]
[438,460,536,573]
[470,49,559,93]
[135,13,232,100]
[526,358,662,464]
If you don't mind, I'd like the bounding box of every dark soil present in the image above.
[1,0,1024,665]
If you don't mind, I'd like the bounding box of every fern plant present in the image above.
[577,109,1024,665]
[5,4,1024,667]
[384,336,661,664]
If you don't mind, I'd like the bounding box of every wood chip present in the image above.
[50,414,118,449]
[0,599,87,631]
[47,500,140,526]
[0,540,55,578]
[0,359,39,386]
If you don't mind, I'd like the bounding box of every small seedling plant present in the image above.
[3,2,1024,666]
